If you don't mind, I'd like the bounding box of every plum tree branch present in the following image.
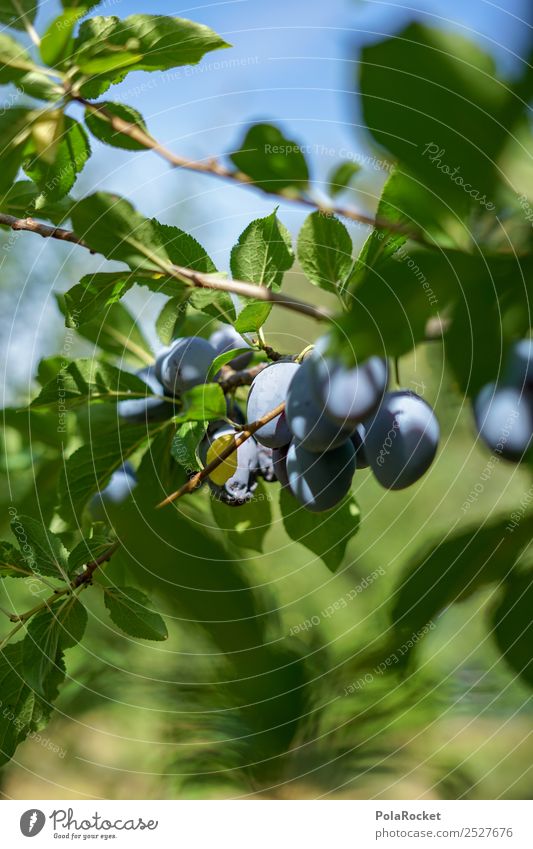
[0,212,332,322]
[218,362,267,392]
[0,212,89,248]
[157,401,285,507]
[0,542,119,650]
[75,96,424,242]
[71,541,120,588]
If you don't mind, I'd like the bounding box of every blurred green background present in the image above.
[0,0,532,800]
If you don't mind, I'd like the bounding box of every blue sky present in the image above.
[1,0,532,396]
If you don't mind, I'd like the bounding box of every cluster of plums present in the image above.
[474,339,533,460]
[100,328,533,514]
[117,325,253,423]
[113,326,444,511]
[244,337,440,511]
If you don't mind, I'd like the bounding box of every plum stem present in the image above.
[156,402,286,507]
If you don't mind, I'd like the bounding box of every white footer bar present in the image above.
[1,799,531,847]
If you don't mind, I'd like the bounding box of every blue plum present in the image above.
[272,444,290,488]
[309,336,388,425]
[350,423,369,469]
[90,463,137,518]
[160,336,216,394]
[286,438,356,512]
[285,355,353,452]
[154,345,172,383]
[246,361,300,448]
[209,326,252,370]
[504,339,533,390]
[200,425,258,505]
[118,366,170,422]
[364,391,439,489]
[255,443,276,481]
[474,382,533,461]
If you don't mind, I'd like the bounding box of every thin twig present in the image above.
[76,96,423,242]
[157,401,285,507]
[169,265,332,321]
[218,362,268,392]
[12,0,41,46]
[0,543,119,652]
[0,213,89,249]
[72,541,120,588]
[0,213,332,323]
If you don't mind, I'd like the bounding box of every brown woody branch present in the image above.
[0,212,90,249]
[218,362,268,392]
[71,541,120,588]
[0,212,331,323]
[157,401,285,507]
[76,96,423,242]
[6,543,119,628]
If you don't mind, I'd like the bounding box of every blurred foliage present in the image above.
[0,0,532,802]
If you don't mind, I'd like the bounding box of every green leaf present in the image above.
[0,541,30,578]
[297,212,352,296]
[62,0,100,9]
[212,481,272,553]
[57,288,153,364]
[35,356,69,387]
[392,519,533,646]
[279,488,360,572]
[0,0,38,31]
[31,358,153,409]
[0,643,48,768]
[171,421,205,472]
[0,108,32,194]
[206,348,251,381]
[230,211,293,290]
[70,193,214,283]
[0,181,72,223]
[63,271,135,326]
[492,574,533,688]
[154,220,217,273]
[328,161,361,198]
[188,285,236,324]
[444,252,533,395]
[335,248,469,362]
[0,33,34,83]
[67,532,115,573]
[10,514,68,579]
[23,597,88,695]
[3,406,64,448]
[345,171,409,292]
[360,24,523,222]
[230,123,309,194]
[233,301,272,334]
[103,586,168,641]
[17,70,64,101]
[71,14,230,98]
[155,295,188,344]
[23,114,91,202]
[40,7,86,67]
[84,101,150,150]
[174,383,226,423]
[136,423,186,502]
[58,421,160,521]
